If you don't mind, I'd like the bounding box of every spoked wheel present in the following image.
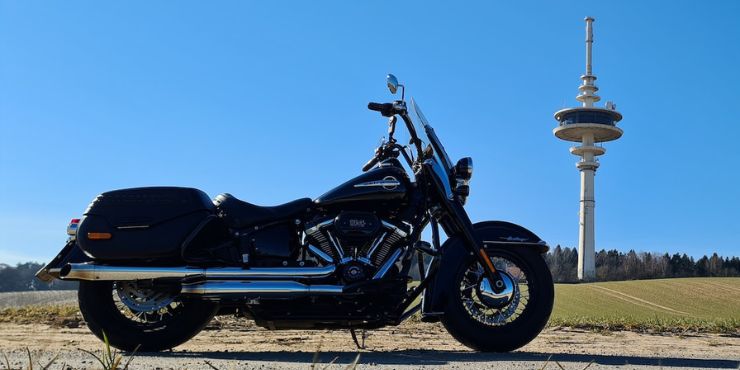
[78,281,218,352]
[441,245,554,352]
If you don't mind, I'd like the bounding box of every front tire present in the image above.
[440,245,554,352]
[78,281,218,352]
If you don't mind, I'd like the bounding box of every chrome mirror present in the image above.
[386,73,405,100]
[386,74,399,94]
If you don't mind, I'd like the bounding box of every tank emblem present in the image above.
[353,176,400,191]
[349,219,367,227]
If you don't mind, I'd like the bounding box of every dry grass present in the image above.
[0,305,81,327]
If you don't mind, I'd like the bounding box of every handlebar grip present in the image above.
[362,156,379,172]
[367,102,395,117]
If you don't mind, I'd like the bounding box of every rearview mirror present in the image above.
[386,74,399,94]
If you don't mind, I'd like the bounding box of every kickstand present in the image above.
[349,328,367,349]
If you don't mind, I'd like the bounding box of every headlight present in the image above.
[454,157,473,204]
[455,157,473,180]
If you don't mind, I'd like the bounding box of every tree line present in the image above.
[1,248,740,291]
[544,246,740,283]
[0,262,77,292]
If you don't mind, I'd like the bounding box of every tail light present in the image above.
[67,218,80,239]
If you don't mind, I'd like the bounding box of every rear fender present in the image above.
[35,241,92,282]
[422,221,548,316]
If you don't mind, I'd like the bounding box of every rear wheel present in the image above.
[78,281,218,352]
[440,245,554,352]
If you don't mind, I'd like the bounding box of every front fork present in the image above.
[438,201,506,293]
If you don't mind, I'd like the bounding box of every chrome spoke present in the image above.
[112,282,181,325]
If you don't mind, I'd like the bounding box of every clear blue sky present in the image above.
[1,1,739,264]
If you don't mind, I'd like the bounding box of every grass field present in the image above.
[550,277,740,333]
[1,277,738,333]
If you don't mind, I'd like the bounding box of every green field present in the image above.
[550,277,740,333]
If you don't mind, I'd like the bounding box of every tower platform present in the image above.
[553,107,623,142]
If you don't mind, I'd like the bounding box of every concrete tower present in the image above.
[553,17,623,281]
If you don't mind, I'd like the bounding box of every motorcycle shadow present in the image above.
[136,350,739,369]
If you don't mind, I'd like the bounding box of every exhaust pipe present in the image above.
[180,280,344,296]
[59,263,336,281]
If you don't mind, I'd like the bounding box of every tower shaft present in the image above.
[575,133,599,281]
[578,168,596,280]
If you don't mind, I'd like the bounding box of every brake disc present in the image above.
[115,282,176,313]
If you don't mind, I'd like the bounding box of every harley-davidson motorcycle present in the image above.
[36,74,553,353]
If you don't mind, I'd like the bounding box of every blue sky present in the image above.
[1,1,739,264]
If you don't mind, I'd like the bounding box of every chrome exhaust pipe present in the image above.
[59,263,336,281]
[180,280,344,296]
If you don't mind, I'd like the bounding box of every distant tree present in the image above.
[545,248,738,282]
[0,262,77,292]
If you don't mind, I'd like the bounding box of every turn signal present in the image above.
[87,232,112,240]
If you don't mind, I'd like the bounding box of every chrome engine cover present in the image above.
[304,215,409,268]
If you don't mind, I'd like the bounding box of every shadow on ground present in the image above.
[137,350,740,369]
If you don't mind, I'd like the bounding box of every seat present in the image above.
[213,193,313,228]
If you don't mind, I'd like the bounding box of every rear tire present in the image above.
[440,245,554,352]
[78,281,218,352]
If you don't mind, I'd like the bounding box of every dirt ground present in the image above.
[1,318,738,369]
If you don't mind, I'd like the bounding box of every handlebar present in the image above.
[367,102,395,117]
[364,100,424,172]
[362,156,380,172]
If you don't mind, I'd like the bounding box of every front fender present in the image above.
[422,221,548,317]
[471,221,549,253]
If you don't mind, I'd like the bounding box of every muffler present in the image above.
[180,280,344,296]
[59,263,336,281]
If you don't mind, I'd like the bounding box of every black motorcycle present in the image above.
[37,74,553,353]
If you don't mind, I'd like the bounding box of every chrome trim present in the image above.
[478,272,516,308]
[325,230,345,259]
[382,221,408,238]
[48,267,61,278]
[60,263,336,281]
[305,219,333,235]
[402,221,414,235]
[307,245,334,263]
[181,281,344,295]
[116,225,150,230]
[364,232,387,258]
[353,177,401,189]
[35,267,60,283]
[66,223,79,236]
[372,248,403,279]
[483,240,548,247]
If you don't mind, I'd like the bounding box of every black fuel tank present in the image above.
[314,166,409,208]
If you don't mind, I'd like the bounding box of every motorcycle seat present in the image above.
[213,193,312,228]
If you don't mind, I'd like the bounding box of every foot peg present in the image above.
[414,241,439,256]
[420,312,443,323]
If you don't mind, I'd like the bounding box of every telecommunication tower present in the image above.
[553,17,623,281]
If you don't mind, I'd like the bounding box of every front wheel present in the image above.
[78,281,218,352]
[440,245,554,352]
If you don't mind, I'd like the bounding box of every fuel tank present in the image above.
[314,164,410,208]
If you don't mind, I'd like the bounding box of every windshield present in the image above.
[409,98,454,200]
[410,98,454,174]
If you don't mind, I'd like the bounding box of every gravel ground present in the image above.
[1,318,738,369]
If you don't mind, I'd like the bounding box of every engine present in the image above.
[304,212,410,283]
